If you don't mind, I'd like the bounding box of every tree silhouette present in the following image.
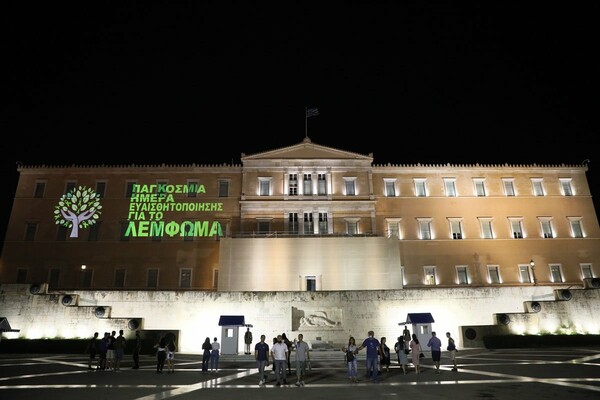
[54,186,103,238]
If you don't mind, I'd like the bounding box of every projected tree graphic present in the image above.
[54,186,103,238]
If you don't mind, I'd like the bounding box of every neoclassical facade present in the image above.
[1,138,598,292]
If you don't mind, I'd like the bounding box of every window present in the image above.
[344,178,356,196]
[56,225,69,241]
[424,266,436,285]
[289,174,298,196]
[345,219,359,235]
[448,218,463,239]
[119,221,130,241]
[81,268,93,288]
[306,276,317,292]
[456,266,469,284]
[88,221,101,241]
[318,212,328,234]
[539,217,554,238]
[147,269,159,288]
[444,178,457,197]
[218,180,229,197]
[384,179,396,197]
[16,268,27,283]
[34,182,46,198]
[317,174,327,195]
[519,265,533,283]
[386,218,401,239]
[186,179,199,198]
[288,213,299,234]
[418,218,432,240]
[95,181,106,198]
[303,174,312,195]
[182,220,195,241]
[125,181,137,198]
[213,269,219,289]
[488,265,501,284]
[568,217,584,238]
[559,178,573,196]
[25,222,38,241]
[414,179,427,197]
[549,264,563,283]
[581,264,593,279]
[257,219,271,234]
[531,178,544,196]
[180,269,192,288]
[509,218,524,239]
[259,178,271,196]
[479,218,494,239]
[48,268,60,288]
[65,181,76,194]
[114,269,126,288]
[473,179,486,197]
[502,179,515,196]
[303,212,314,234]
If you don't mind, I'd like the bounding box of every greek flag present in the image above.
[306,107,319,118]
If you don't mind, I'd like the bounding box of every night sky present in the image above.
[1,1,598,244]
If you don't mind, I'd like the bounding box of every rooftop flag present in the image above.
[306,107,319,118]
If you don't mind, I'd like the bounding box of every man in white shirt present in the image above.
[270,335,288,386]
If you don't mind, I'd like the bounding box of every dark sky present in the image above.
[1,1,598,242]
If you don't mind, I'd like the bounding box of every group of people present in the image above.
[253,332,310,387]
[341,328,459,382]
[154,335,177,373]
[86,330,128,372]
[201,337,221,373]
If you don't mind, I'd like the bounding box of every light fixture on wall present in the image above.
[530,259,536,285]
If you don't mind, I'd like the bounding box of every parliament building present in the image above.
[1,138,599,351]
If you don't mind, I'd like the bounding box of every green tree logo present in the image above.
[54,186,103,238]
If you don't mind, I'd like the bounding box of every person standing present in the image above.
[293,333,310,386]
[379,336,391,372]
[113,329,126,371]
[427,331,442,374]
[86,332,99,370]
[281,333,293,375]
[106,330,116,371]
[201,337,211,373]
[271,334,288,386]
[409,333,421,374]
[98,332,109,370]
[244,327,253,355]
[446,332,458,371]
[394,336,409,375]
[255,334,270,385]
[166,338,176,373]
[342,336,359,383]
[357,330,380,383]
[154,336,167,373]
[132,330,142,369]
[210,337,220,372]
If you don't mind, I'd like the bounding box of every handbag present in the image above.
[419,352,425,358]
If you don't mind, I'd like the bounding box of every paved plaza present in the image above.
[1,347,600,399]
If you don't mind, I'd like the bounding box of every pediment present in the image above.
[242,138,372,161]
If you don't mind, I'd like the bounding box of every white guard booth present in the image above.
[401,312,435,352]
[218,315,246,355]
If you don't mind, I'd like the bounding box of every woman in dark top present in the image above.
[379,336,391,372]
[155,336,167,373]
[201,337,211,373]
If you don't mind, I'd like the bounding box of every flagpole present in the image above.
[305,107,308,139]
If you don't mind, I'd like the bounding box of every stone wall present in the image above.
[1,284,599,353]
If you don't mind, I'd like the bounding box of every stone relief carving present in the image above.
[292,307,342,331]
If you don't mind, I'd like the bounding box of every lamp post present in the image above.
[530,259,536,285]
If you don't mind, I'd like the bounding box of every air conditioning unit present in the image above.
[524,301,543,313]
[128,318,143,330]
[29,283,48,295]
[554,289,573,301]
[583,277,600,289]
[94,306,111,318]
[494,313,511,325]
[59,294,79,306]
